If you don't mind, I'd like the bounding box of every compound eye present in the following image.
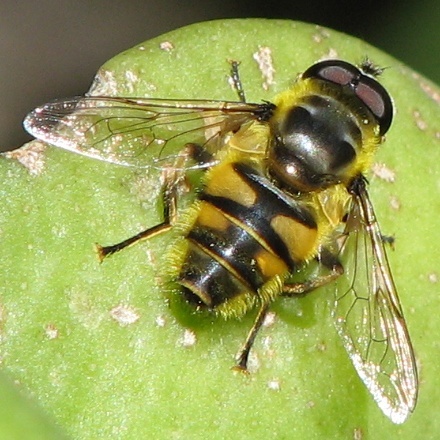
[354,74,393,135]
[302,60,394,135]
[302,60,359,86]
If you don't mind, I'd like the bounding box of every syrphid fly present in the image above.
[24,58,418,424]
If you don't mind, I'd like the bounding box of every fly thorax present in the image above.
[268,94,365,193]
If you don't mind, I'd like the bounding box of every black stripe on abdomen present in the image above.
[177,160,319,310]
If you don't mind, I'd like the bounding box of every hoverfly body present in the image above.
[24,58,418,423]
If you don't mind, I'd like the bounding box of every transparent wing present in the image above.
[333,180,418,424]
[24,96,262,169]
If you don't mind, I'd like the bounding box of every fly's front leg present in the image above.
[96,167,180,261]
[282,248,343,297]
[229,60,246,103]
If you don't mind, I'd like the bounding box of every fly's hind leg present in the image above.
[234,248,343,372]
[234,302,271,372]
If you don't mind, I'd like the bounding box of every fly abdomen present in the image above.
[179,219,281,311]
[176,160,320,317]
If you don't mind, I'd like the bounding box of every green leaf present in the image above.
[0,372,69,439]
[1,19,439,439]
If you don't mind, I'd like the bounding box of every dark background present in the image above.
[1,0,439,152]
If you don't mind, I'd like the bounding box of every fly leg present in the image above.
[234,249,343,372]
[234,302,271,372]
[95,142,212,261]
[229,60,247,103]
[282,248,344,297]
[96,166,180,261]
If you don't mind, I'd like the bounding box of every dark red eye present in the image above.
[302,60,393,135]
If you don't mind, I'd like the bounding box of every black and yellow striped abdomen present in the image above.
[174,159,322,318]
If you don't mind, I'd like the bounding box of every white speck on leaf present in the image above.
[267,379,281,391]
[4,141,46,176]
[389,195,401,211]
[320,48,339,61]
[155,315,166,327]
[110,305,140,326]
[413,110,428,131]
[263,311,276,327]
[428,272,438,283]
[253,46,275,90]
[89,69,118,96]
[372,162,396,182]
[45,324,59,340]
[179,329,197,347]
[353,427,363,440]
[159,41,174,52]
[312,26,330,43]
